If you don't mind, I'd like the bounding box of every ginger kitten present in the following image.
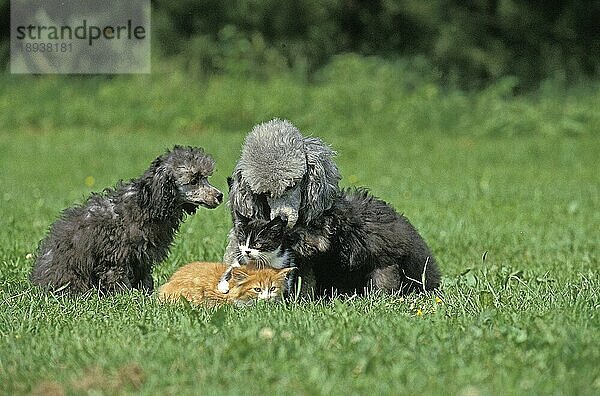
[159,262,296,306]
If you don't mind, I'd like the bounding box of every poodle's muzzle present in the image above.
[267,186,301,228]
[181,181,223,213]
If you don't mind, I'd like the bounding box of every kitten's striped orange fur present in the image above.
[159,262,295,306]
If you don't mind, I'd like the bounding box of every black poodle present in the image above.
[30,146,223,295]
[290,187,441,296]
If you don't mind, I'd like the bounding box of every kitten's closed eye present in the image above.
[253,287,262,293]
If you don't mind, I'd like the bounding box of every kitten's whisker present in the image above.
[260,254,272,268]
[258,256,270,269]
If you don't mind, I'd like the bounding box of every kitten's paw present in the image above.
[218,279,230,294]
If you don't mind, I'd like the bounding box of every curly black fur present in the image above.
[288,188,441,296]
[30,146,223,295]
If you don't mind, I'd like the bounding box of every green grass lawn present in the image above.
[1,59,599,395]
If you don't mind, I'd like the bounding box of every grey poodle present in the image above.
[30,146,223,295]
[224,119,441,296]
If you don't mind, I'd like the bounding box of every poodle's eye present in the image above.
[253,287,262,293]
[284,183,296,192]
[188,174,200,185]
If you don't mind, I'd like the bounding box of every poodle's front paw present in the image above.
[217,279,230,294]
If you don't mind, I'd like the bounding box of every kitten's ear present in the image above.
[231,268,249,284]
[267,215,288,231]
[235,210,251,225]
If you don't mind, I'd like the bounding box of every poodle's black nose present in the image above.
[216,192,223,203]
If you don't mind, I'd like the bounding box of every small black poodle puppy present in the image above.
[291,188,441,296]
[30,146,223,295]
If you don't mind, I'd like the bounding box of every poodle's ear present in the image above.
[303,137,341,223]
[140,159,179,219]
[226,176,234,191]
[228,169,257,218]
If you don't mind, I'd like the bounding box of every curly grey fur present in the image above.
[30,146,223,295]
[228,119,340,228]
[225,120,441,296]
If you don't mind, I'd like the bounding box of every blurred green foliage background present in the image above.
[1,0,599,89]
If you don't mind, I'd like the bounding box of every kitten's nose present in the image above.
[245,249,252,255]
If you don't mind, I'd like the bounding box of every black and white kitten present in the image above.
[218,213,293,293]
[234,212,291,269]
